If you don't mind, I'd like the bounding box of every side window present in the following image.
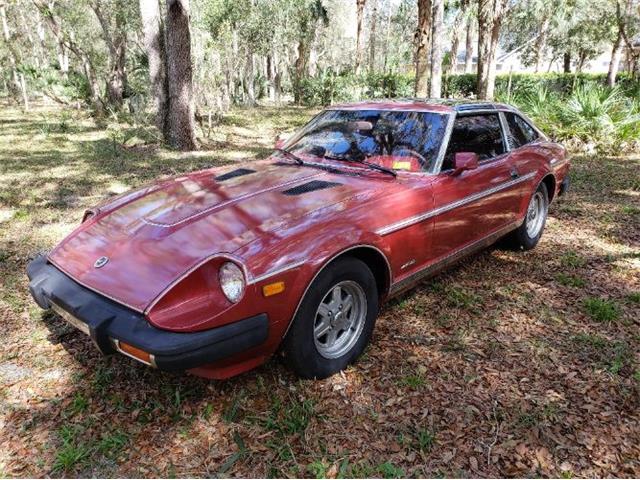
[504,112,538,149]
[443,114,505,170]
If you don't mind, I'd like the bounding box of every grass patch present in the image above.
[626,292,640,304]
[262,396,316,437]
[571,334,633,375]
[555,273,586,288]
[377,461,405,479]
[413,428,436,453]
[97,430,129,458]
[445,286,481,309]
[397,372,427,389]
[53,425,91,473]
[69,393,89,416]
[560,251,587,268]
[582,297,620,322]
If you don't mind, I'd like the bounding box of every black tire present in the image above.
[283,257,379,379]
[508,182,549,251]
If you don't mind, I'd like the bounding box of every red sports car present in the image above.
[28,100,569,379]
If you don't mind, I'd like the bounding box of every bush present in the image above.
[298,71,414,106]
[444,72,639,99]
[504,82,640,152]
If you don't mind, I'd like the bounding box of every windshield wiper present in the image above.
[275,148,304,165]
[323,154,397,178]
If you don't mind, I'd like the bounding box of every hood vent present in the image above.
[282,180,341,196]
[216,168,256,181]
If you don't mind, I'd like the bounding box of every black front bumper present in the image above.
[27,255,269,372]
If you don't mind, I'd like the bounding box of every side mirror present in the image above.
[275,132,291,150]
[452,152,479,176]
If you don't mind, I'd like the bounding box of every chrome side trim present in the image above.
[388,219,522,296]
[249,260,307,285]
[281,244,392,339]
[375,171,536,236]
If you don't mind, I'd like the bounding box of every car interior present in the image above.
[442,113,506,171]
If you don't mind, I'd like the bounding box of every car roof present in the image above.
[328,98,518,114]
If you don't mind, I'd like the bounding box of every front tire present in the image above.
[283,257,379,379]
[509,182,549,250]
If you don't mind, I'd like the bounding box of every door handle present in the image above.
[510,168,520,179]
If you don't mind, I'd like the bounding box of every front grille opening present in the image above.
[215,168,256,181]
[282,180,341,196]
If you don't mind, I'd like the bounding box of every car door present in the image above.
[427,112,523,261]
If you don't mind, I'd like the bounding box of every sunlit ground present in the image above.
[0,101,638,477]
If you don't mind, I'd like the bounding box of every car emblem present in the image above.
[94,256,109,268]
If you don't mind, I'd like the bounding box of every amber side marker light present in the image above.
[263,281,285,297]
[114,340,156,367]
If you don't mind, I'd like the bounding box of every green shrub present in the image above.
[298,71,414,106]
[583,297,620,322]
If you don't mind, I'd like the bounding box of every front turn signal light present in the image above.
[262,281,285,297]
[115,340,155,366]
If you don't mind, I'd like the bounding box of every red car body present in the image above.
[28,100,569,379]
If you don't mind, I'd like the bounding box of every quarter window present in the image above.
[443,113,505,169]
[504,112,538,149]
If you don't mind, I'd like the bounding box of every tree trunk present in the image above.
[533,15,549,73]
[617,0,639,79]
[382,7,392,72]
[19,72,29,110]
[92,0,128,108]
[607,30,623,87]
[0,3,20,93]
[368,0,377,74]
[414,0,431,96]
[477,0,507,100]
[266,53,275,101]
[244,48,255,106]
[165,0,196,150]
[273,49,282,105]
[355,0,365,74]
[464,15,474,73]
[563,51,571,73]
[429,0,444,97]
[576,50,587,73]
[140,0,168,133]
[446,3,465,76]
[57,42,69,76]
[294,40,308,104]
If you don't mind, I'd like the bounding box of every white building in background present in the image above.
[451,42,639,75]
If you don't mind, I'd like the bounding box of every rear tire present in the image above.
[508,182,549,251]
[283,257,378,379]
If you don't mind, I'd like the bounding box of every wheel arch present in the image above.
[541,173,557,202]
[330,245,392,299]
[282,244,392,340]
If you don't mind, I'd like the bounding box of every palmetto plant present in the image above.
[559,85,638,142]
[511,82,640,152]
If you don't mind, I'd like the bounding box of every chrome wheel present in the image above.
[313,280,367,359]
[526,191,546,238]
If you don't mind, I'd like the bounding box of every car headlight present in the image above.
[219,262,245,303]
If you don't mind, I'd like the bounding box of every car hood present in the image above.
[48,158,387,312]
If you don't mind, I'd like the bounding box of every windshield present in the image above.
[285,109,449,172]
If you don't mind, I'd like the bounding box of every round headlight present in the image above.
[219,262,245,303]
